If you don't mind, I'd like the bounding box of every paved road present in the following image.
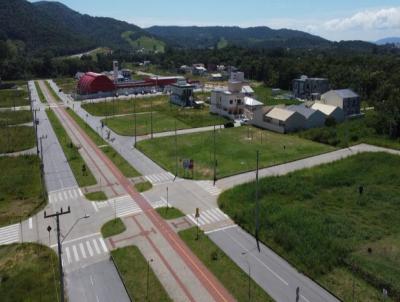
[45,81,235,302]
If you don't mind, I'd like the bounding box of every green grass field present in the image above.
[218,152,400,301]
[121,31,165,53]
[134,181,152,192]
[54,78,76,95]
[111,246,172,302]
[0,243,60,301]
[0,86,29,108]
[156,207,185,220]
[253,84,299,106]
[47,109,97,187]
[298,111,400,149]
[66,108,141,178]
[34,81,46,103]
[137,126,334,179]
[0,126,35,153]
[179,228,274,302]
[0,110,32,126]
[0,156,44,227]
[101,218,126,238]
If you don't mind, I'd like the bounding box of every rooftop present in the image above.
[287,104,316,119]
[244,96,263,107]
[266,107,296,121]
[330,89,359,99]
[311,103,339,115]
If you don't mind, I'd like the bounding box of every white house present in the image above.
[321,89,361,116]
[287,104,326,129]
[311,103,345,122]
[252,107,306,133]
[244,96,264,119]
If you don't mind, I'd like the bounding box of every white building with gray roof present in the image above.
[321,89,361,117]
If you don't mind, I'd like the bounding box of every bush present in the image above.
[224,122,234,128]
[325,116,337,127]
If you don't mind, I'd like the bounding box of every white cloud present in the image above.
[323,7,400,31]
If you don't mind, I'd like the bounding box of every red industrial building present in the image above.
[77,72,115,95]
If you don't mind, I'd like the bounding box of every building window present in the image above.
[237,99,242,105]
[229,100,233,104]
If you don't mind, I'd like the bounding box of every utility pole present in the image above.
[174,120,178,179]
[44,207,71,302]
[213,124,217,186]
[146,258,154,300]
[150,98,153,139]
[134,102,137,148]
[255,150,260,252]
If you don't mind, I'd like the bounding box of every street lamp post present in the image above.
[146,258,154,300]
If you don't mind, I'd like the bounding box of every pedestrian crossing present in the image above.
[151,198,169,209]
[186,208,229,227]
[92,195,142,217]
[0,223,20,245]
[56,234,108,267]
[145,172,175,185]
[48,187,83,204]
[196,181,222,196]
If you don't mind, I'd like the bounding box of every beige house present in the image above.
[252,107,306,133]
[321,89,360,116]
[311,103,345,122]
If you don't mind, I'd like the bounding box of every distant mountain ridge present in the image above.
[376,37,400,45]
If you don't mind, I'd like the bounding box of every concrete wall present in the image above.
[305,111,326,129]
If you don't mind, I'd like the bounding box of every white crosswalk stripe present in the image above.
[186,208,229,227]
[56,235,108,267]
[92,195,142,217]
[151,199,168,209]
[0,223,20,245]
[145,172,175,184]
[48,187,83,204]
[196,181,222,196]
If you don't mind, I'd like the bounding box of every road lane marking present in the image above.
[28,218,33,229]
[51,232,100,247]
[79,243,87,259]
[301,295,311,302]
[92,239,101,254]
[99,238,108,253]
[86,241,94,257]
[205,225,237,234]
[72,245,80,262]
[65,247,72,263]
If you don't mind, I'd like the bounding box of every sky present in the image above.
[32,0,400,41]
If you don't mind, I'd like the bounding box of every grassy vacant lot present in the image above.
[219,152,400,301]
[137,126,334,179]
[85,191,107,201]
[54,77,76,95]
[47,109,97,187]
[101,218,126,238]
[252,84,299,106]
[299,111,400,150]
[179,228,273,302]
[112,246,172,302]
[0,87,29,108]
[156,207,185,220]
[66,108,140,178]
[0,110,32,126]
[0,126,35,153]
[34,81,46,103]
[0,243,60,301]
[0,156,44,227]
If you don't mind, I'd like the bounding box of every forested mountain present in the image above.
[0,0,163,55]
[376,37,400,46]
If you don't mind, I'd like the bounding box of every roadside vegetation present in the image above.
[111,246,172,302]
[66,108,141,178]
[0,126,35,153]
[0,110,32,126]
[34,81,46,103]
[0,156,44,227]
[101,218,126,238]
[134,181,152,193]
[137,126,334,180]
[0,86,29,108]
[179,228,274,302]
[218,152,400,301]
[156,207,185,220]
[47,109,97,187]
[0,243,60,301]
[85,191,107,201]
[44,80,62,102]
[298,111,400,150]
